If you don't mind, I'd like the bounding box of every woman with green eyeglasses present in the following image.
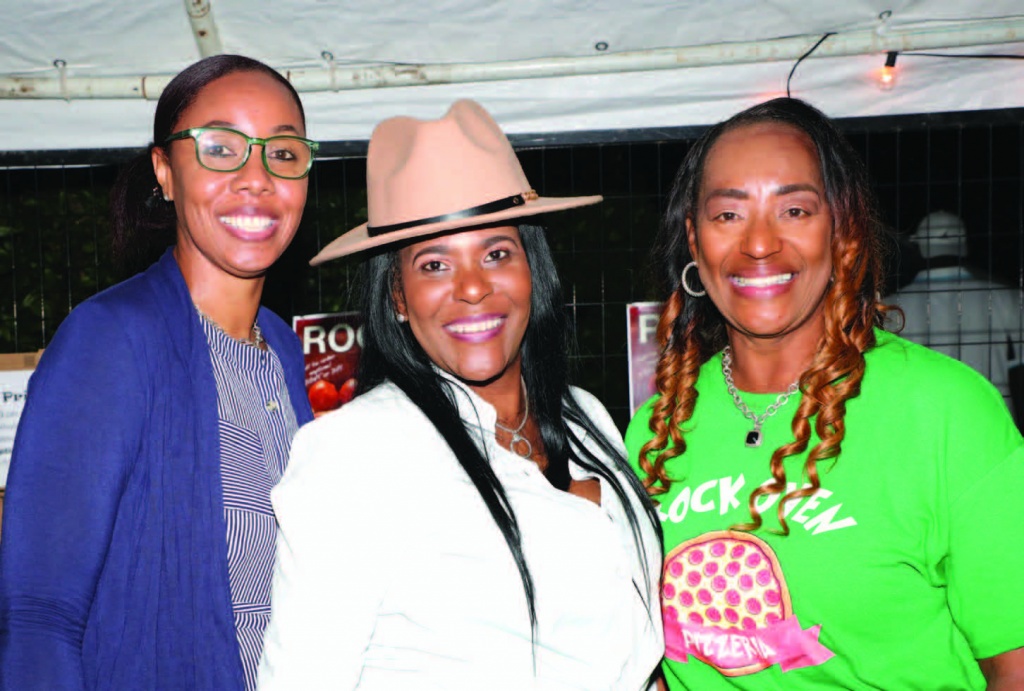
[0,55,315,691]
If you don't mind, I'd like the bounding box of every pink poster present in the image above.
[292,312,363,416]
[626,301,664,415]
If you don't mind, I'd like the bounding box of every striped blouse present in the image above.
[200,314,300,691]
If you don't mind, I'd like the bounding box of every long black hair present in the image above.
[109,54,305,276]
[357,223,662,636]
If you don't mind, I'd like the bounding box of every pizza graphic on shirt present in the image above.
[662,530,834,676]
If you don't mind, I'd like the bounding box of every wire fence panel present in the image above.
[0,109,1020,429]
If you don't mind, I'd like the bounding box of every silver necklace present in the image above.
[721,345,800,448]
[495,378,533,459]
[197,308,265,349]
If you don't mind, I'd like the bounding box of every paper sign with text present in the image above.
[627,302,663,416]
[0,351,43,487]
[292,312,363,416]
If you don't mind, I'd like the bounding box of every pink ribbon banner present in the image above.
[665,614,834,676]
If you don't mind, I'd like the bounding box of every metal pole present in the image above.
[1,17,1020,100]
[184,0,223,58]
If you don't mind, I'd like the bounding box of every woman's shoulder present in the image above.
[280,382,442,497]
[32,270,174,380]
[566,386,628,465]
[869,329,1004,400]
[568,386,619,432]
[292,382,426,448]
[59,257,185,338]
[67,273,157,325]
[624,351,722,433]
[567,385,606,415]
[863,331,1019,460]
[624,391,664,458]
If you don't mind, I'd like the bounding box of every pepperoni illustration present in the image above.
[662,531,794,676]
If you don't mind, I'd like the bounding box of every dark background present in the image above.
[1,107,1020,429]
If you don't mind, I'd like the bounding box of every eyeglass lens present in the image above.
[196,129,312,178]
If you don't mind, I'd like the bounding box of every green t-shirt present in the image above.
[625,330,1024,690]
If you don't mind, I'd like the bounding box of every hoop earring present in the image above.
[681,261,706,298]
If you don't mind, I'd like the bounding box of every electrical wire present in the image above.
[786,32,836,98]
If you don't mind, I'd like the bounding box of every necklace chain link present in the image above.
[721,346,800,443]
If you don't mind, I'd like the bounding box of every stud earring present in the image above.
[396,312,408,323]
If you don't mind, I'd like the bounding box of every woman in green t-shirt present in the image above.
[628,97,1024,689]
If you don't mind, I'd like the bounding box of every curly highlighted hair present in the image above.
[638,97,893,534]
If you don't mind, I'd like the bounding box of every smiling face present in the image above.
[687,122,834,349]
[395,225,532,391]
[153,70,308,284]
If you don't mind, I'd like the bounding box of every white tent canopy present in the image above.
[1,0,1022,153]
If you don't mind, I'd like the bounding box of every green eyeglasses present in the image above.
[164,126,319,180]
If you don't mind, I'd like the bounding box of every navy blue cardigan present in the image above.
[0,250,313,690]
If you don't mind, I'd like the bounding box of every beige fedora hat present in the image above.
[309,99,602,265]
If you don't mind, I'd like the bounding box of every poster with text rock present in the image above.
[293,312,363,417]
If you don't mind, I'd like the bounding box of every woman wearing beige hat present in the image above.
[258,100,663,689]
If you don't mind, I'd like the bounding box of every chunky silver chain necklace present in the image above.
[721,345,800,448]
[494,378,533,459]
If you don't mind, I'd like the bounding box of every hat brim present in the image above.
[309,194,602,265]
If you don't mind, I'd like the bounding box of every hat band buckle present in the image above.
[367,190,538,237]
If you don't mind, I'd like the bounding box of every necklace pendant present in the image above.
[509,433,533,459]
[745,429,763,448]
[494,376,533,459]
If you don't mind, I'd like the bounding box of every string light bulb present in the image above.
[878,51,898,90]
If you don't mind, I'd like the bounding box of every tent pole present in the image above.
[184,0,223,58]
[1,17,1021,100]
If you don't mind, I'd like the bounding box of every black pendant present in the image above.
[745,429,763,448]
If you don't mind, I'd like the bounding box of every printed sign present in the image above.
[0,350,43,488]
[626,302,663,415]
[292,312,363,416]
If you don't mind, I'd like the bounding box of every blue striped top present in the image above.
[200,314,300,691]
